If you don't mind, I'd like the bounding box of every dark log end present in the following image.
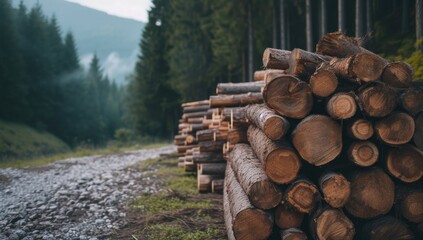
[233,208,273,240]
[348,141,379,167]
[382,61,414,88]
[386,145,423,183]
[352,53,386,82]
[249,180,282,210]
[266,148,301,184]
[310,69,338,97]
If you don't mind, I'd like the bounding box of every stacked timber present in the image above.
[221,32,423,240]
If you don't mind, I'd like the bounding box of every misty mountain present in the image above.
[12,0,145,84]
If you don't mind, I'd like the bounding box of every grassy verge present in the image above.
[112,156,226,240]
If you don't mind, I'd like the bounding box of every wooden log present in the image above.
[182,111,209,120]
[181,100,209,108]
[183,105,209,113]
[209,93,263,108]
[382,61,413,88]
[190,123,207,131]
[262,73,313,119]
[319,172,351,208]
[309,64,338,97]
[326,92,357,119]
[357,82,397,117]
[184,162,196,172]
[348,141,379,167]
[262,48,291,70]
[292,115,342,166]
[401,190,423,223]
[223,186,236,240]
[212,179,224,194]
[375,112,415,145]
[198,174,221,193]
[345,168,394,219]
[400,81,423,116]
[311,207,355,240]
[196,129,228,142]
[216,81,264,95]
[329,53,385,82]
[248,125,301,184]
[192,152,224,163]
[225,164,273,240]
[284,178,320,214]
[280,228,308,240]
[288,48,330,79]
[198,140,225,152]
[198,163,226,175]
[415,113,423,151]
[316,32,374,58]
[254,69,286,81]
[361,216,415,240]
[187,117,204,124]
[243,104,290,140]
[386,145,423,183]
[347,118,374,140]
[229,144,282,209]
[275,202,304,229]
[221,107,246,121]
[177,144,198,154]
[227,128,248,144]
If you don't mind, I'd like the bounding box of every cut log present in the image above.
[281,228,308,240]
[386,145,423,183]
[309,64,338,97]
[182,111,209,120]
[183,105,209,113]
[347,118,374,140]
[262,48,291,70]
[401,190,423,223]
[248,125,301,184]
[212,179,224,194]
[184,162,196,172]
[292,115,342,166]
[198,174,221,193]
[187,117,204,124]
[209,93,263,107]
[348,141,379,167]
[326,92,357,119]
[284,178,320,214]
[329,53,385,82]
[345,168,394,219]
[192,152,224,163]
[181,100,209,108]
[316,32,373,58]
[357,82,397,117]
[198,163,226,175]
[382,62,413,88]
[415,113,423,151]
[243,104,290,140]
[229,144,282,209]
[254,69,287,81]
[262,73,313,119]
[198,140,225,152]
[400,81,423,116]
[275,202,304,229]
[225,164,273,240]
[375,112,415,145]
[311,207,355,240]
[227,128,248,144]
[221,107,246,121]
[196,129,228,142]
[177,145,198,154]
[319,172,351,208]
[361,216,415,240]
[288,48,331,79]
[223,186,236,240]
[216,81,264,94]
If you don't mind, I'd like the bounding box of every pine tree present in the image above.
[63,32,80,72]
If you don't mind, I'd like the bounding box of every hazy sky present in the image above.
[65,0,152,22]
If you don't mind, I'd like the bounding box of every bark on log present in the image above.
[361,216,415,240]
[281,228,308,240]
[187,117,204,124]
[375,112,415,145]
[192,152,224,163]
[415,113,423,151]
[212,179,224,194]
[319,172,351,208]
[288,48,330,79]
[243,104,290,140]
[221,107,246,121]
[223,186,236,240]
[311,207,355,240]
[184,162,196,172]
[182,111,209,120]
[326,92,357,119]
[316,32,376,58]
[400,81,423,116]
[284,178,320,214]
[262,73,313,119]
[225,164,273,240]
[254,69,287,81]
[401,190,423,223]
[209,93,263,107]
[382,61,413,88]
[177,145,198,154]
[216,81,264,95]
[275,202,304,229]
[227,128,248,144]
[292,115,342,166]
[357,82,397,117]
[348,141,379,167]
[386,145,423,183]
[248,125,301,184]
[196,129,228,142]
[198,140,225,152]
[329,53,385,82]
[347,118,374,140]
[181,100,209,108]
[262,48,291,70]
[198,163,226,175]
[183,105,210,113]
[345,168,394,219]
[198,174,221,193]
[229,144,282,209]
[309,64,338,97]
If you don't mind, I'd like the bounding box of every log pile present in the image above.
[173,32,423,239]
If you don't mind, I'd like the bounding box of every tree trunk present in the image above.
[273,0,278,48]
[183,105,209,113]
[192,152,224,163]
[366,0,372,34]
[248,0,254,82]
[181,100,209,108]
[198,174,221,193]
[199,140,226,152]
[356,0,364,37]
[386,144,423,183]
[311,207,355,240]
[401,190,423,223]
[196,129,228,142]
[227,128,248,144]
[223,186,236,240]
[248,125,301,184]
[198,163,226,176]
[338,0,346,33]
[415,113,423,151]
[225,164,273,240]
[345,168,395,219]
[361,216,415,240]
[281,228,307,240]
[357,82,397,117]
[262,73,313,119]
[321,0,327,37]
[382,62,413,88]
[288,48,330,79]
[262,48,291,69]
[229,144,282,209]
[374,112,415,145]
[280,0,286,49]
[329,53,385,82]
[319,172,351,208]
[309,63,338,97]
[326,92,357,119]
[347,118,374,140]
[292,115,342,166]
[402,0,410,34]
[305,0,313,51]
[348,141,379,167]
[284,178,320,214]
[417,0,423,48]
[254,69,286,81]
[209,92,263,107]
[275,202,304,229]
[243,104,290,140]
[212,179,224,194]
[216,81,264,95]
[400,81,423,116]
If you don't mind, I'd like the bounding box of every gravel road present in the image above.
[0,146,175,240]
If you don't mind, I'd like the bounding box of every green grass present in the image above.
[141,224,222,240]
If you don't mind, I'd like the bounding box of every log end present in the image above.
[321,175,351,208]
[286,181,320,214]
[275,203,304,229]
[352,53,386,82]
[348,119,374,140]
[233,208,273,240]
[401,191,423,223]
[266,148,301,184]
[327,92,357,119]
[348,141,379,167]
[249,180,282,210]
[375,112,415,145]
[386,145,423,183]
[263,115,289,140]
[314,209,355,240]
[382,61,414,88]
[310,69,338,97]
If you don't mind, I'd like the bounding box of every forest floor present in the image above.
[0,146,225,240]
